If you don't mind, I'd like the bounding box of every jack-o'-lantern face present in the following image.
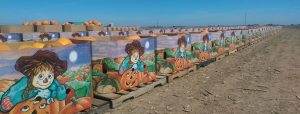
[199,52,210,62]
[9,98,49,114]
[175,57,185,71]
[217,47,225,54]
[229,44,236,50]
[120,69,141,90]
[130,50,139,64]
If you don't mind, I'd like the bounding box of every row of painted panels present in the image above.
[0,26,279,43]
[0,27,280,114]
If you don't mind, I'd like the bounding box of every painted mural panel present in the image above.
[156,35,195,75]
[224,30,238,51]
[191,32,217,62]
[0,41,92,114]
[92,38,156,94]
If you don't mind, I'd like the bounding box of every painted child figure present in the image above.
[219,32,226,47]
[173,36,192,70]
[119,40,145,75]
[226,31,238,50]
[175,36,188,60]
[226,31,237,45]
[0,50,68,112]
[201,34,212,52]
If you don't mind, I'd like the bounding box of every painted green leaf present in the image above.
[92,70,107,78]
[66,80,91,98]
[103,57,120,71]
[192,43,202,50]
[164,48,175,58]
[99,78,121,91]
[144,60,156,72]
[156,56,166,63]
[163,61,174,70]
[211,47,217,52]
[237,36,243,40]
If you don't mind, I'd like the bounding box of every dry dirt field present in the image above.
[107,28,300,114]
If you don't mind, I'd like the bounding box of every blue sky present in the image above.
[0,0,299,26]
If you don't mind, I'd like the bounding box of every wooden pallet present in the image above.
[215,53,226,61]
[160,65,196,83]
[224,49,230,56]
[228,49,237,55]
[94,76,167,109]
[78,99,110,114]
[237,44,246,51]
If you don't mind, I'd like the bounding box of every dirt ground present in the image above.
[107,29,300,114]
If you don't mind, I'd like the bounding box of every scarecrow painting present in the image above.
[219,32,226,47]
[175,36,188,60]
[119,40,145,75]
[212,32,227,55]
[0,50,68,112]
[165,36,192,71]
[229,31,237,44]
[95,40,156,92]
[225,31,238,51]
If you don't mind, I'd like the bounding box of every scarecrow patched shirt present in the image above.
[0,76,67,112]
[175,47,187,59]
[119,55,144,75]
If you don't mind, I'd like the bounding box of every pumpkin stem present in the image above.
[71,97,78,104]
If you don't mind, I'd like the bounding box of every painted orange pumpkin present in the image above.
[217,47,225,55]
[65,87,78,105]
[9,98,64,114]
[141,72,156,83]
[60,97,92,114]
[140,65,156,83]
[229,44,236,51]
[120,69,141,90]
[174,57,185,71]
[184,60,192,69]
[56,75,70,84]
[93,64,103,72]
[9,98,50,114]
[199,51,210,62]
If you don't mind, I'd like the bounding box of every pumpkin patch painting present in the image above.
[224,31,238,51]
[211,31,227,55]
[92,38,156,94]
[156,35,195,75]
[0,42,92,114]
[191,32,219,62]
